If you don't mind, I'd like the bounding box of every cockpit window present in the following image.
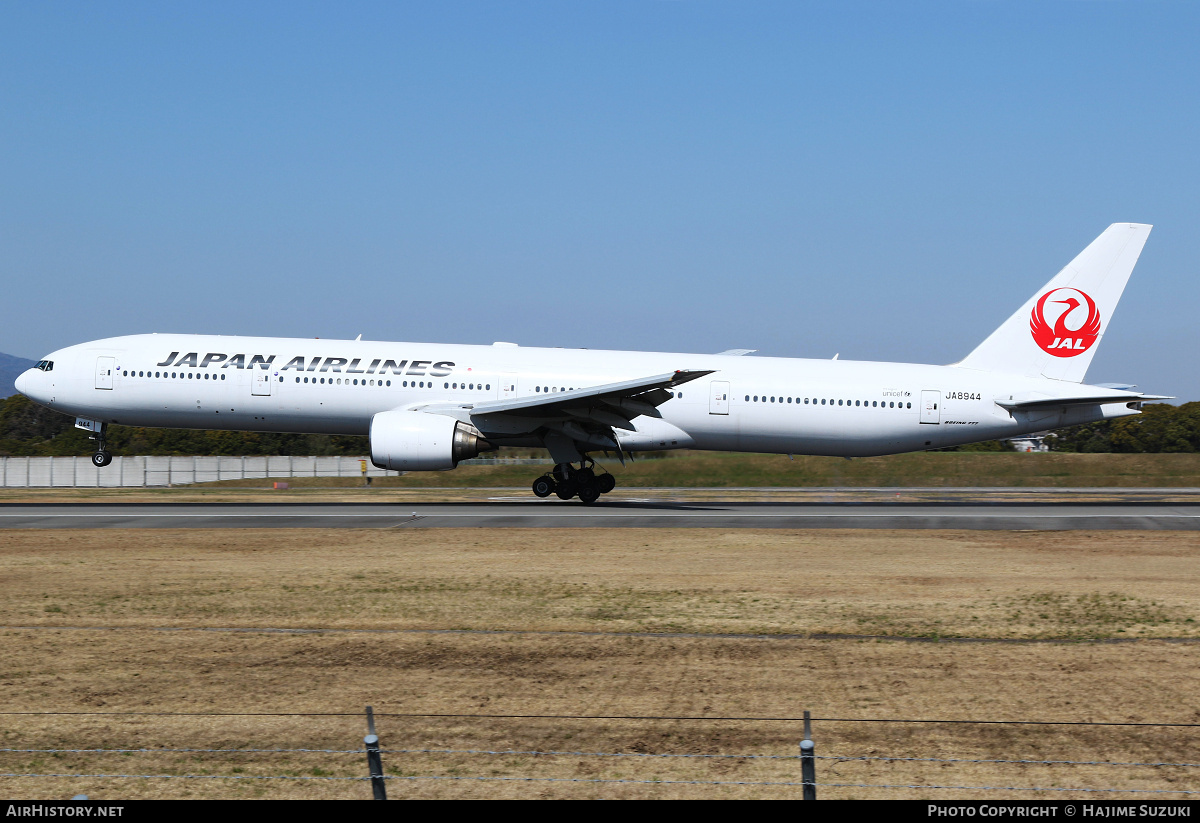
[35,360,53,372]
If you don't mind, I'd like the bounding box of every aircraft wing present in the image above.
[470,369,714,426]
[409,369,714,456]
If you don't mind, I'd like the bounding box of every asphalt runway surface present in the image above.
[3,499,1200,529]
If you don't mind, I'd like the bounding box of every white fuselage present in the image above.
[16,333,1138,458]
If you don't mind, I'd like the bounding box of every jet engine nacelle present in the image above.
[369,410,493,471]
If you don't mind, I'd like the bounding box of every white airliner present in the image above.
[16,223,1167,502]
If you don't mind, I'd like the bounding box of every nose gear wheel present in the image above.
[89,426,112,468]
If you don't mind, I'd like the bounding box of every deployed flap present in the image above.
[955,223,1152,383]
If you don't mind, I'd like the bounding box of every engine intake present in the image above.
[370,410,493,471]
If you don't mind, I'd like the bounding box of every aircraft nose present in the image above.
[14,369,30,397]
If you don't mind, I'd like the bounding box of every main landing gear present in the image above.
[532,460,616,504]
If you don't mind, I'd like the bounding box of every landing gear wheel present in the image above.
[92,451,112,468]
[540,459,612,501]
[578,481,601,505]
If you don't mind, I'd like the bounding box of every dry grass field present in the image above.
[1,527,1198,799]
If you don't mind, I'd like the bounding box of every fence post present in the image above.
[365,706,387,800]
[800,710,816,800]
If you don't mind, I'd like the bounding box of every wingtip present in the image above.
[669,369,716,386]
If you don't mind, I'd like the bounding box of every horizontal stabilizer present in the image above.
[997,389,1172,411]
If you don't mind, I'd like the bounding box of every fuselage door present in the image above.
[95,357,114,390]
[252,371,273,396]
[500,376,518,400]
[920,390,941,424]
[709,380,730,415]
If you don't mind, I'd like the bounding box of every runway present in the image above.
[3,500,1200,529]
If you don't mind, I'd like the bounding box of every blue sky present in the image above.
[2,1,1197,398]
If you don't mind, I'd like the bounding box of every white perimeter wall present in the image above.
[0,456,395,487]
[0,455,552,487]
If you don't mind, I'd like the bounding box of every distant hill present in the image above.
[0,352,36,397]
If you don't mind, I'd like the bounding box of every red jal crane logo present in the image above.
[1030,288,1101,357]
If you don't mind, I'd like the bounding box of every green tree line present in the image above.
[1045,402,1200,453]
[2,393,1197,457]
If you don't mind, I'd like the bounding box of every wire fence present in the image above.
[2,709,1197,800]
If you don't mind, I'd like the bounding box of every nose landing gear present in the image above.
[89,425,112,468]
[531,459,616,503]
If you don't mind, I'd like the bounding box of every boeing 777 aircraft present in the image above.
[16,223,1167,503]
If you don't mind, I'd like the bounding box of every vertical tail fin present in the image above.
[954,223,1152,383]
